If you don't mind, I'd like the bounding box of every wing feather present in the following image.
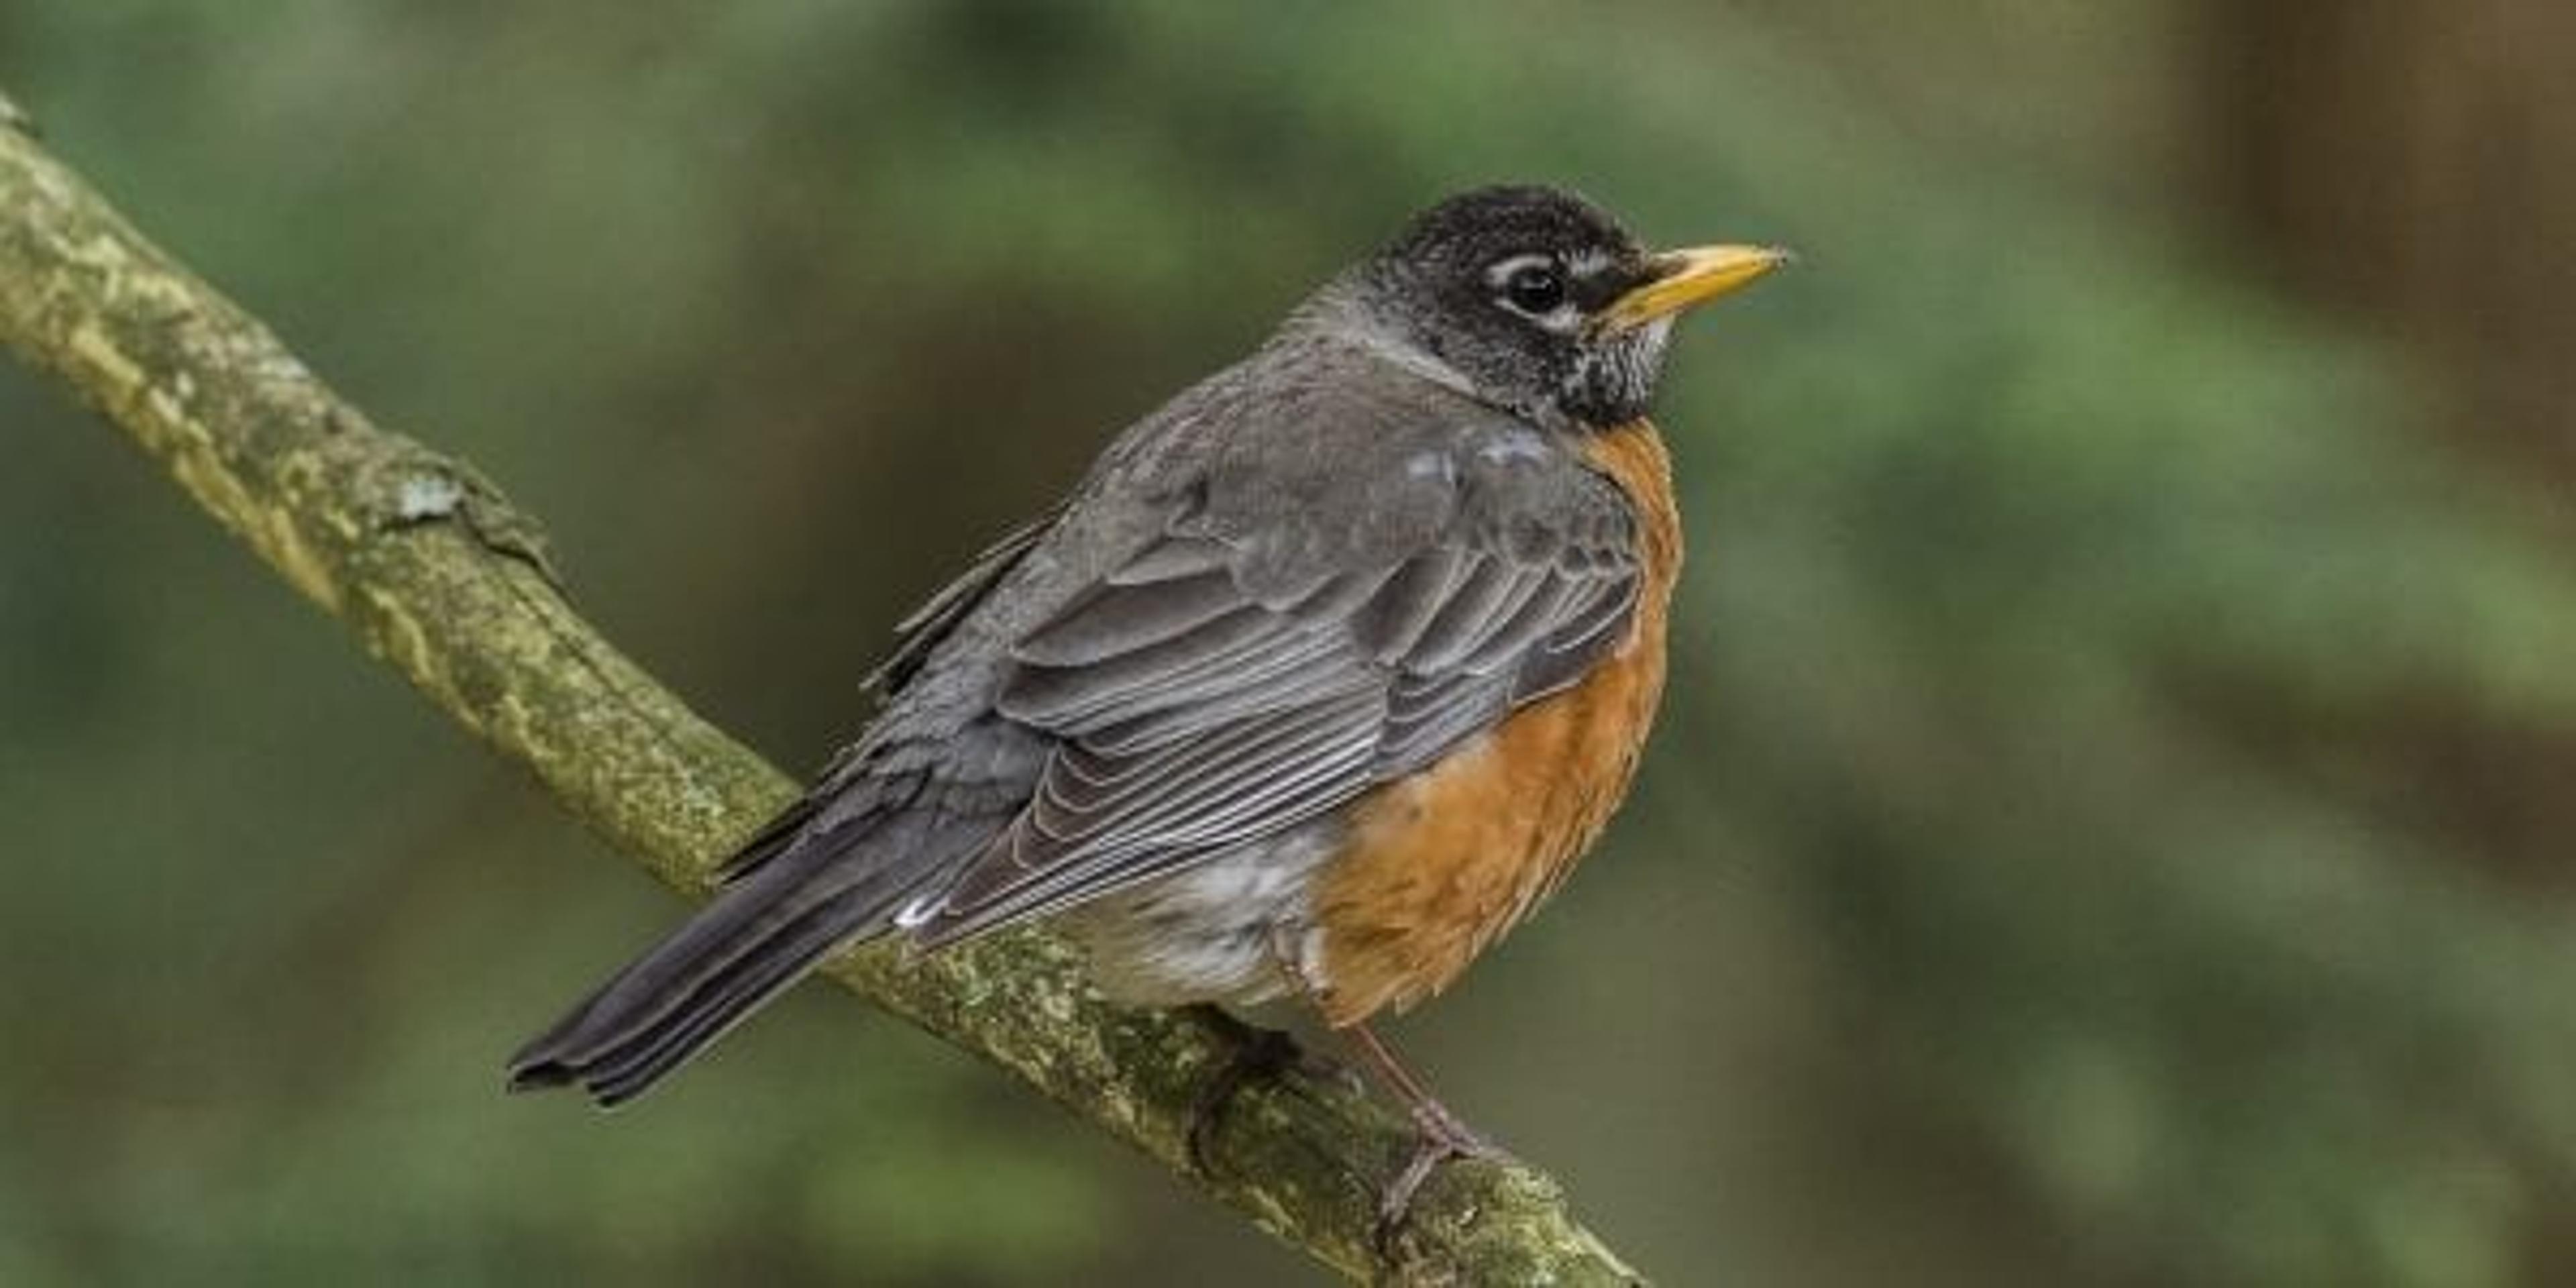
[908,422,1645,948]
[1012,570,1246,667]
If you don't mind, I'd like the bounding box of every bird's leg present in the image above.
[1334,1019,1507,1241]
[1252,928,1499,1236]
[1183,1004,1347,1177]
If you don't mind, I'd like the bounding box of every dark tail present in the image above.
[506,824,938,1107]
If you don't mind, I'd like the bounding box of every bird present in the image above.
[507,183,1787,1223]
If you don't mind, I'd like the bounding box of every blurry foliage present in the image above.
[4,2,2573,1285]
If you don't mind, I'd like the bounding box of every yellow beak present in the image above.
[1597,244,1793,332]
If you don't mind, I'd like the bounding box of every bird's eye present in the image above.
[1500,262,1566,315]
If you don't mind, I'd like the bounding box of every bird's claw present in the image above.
[1185,1010,1352,1177]
[1373,1104,1509,1252]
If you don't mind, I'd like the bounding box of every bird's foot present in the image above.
[1184,1007,1352,1177]
[1375,1096,1511,1252]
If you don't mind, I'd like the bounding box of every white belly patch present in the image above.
[1055,822,1340,1010]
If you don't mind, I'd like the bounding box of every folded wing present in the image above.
[910,429,1643,944]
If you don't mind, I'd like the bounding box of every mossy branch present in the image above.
[0,97,1646,1285]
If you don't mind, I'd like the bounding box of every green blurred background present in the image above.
[5,3,2575,1284]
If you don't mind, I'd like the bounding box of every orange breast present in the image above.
[1309,421,1682,1026]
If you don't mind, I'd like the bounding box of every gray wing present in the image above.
[910,421,1642,945]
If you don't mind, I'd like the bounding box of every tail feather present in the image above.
[574,889,881,1106]
[507,830,932,1106]
[525,858,855,1060]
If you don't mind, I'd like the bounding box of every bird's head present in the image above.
[1328,184,1788,431]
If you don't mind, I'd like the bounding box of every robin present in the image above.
[508,184,1787,1222]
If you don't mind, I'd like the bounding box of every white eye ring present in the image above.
[1489,254,1578,329]
[1486,253,1558,288]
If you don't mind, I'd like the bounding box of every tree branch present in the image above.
[0,96,1645,1285]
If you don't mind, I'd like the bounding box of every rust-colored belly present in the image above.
[1309,421,1682,1026]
